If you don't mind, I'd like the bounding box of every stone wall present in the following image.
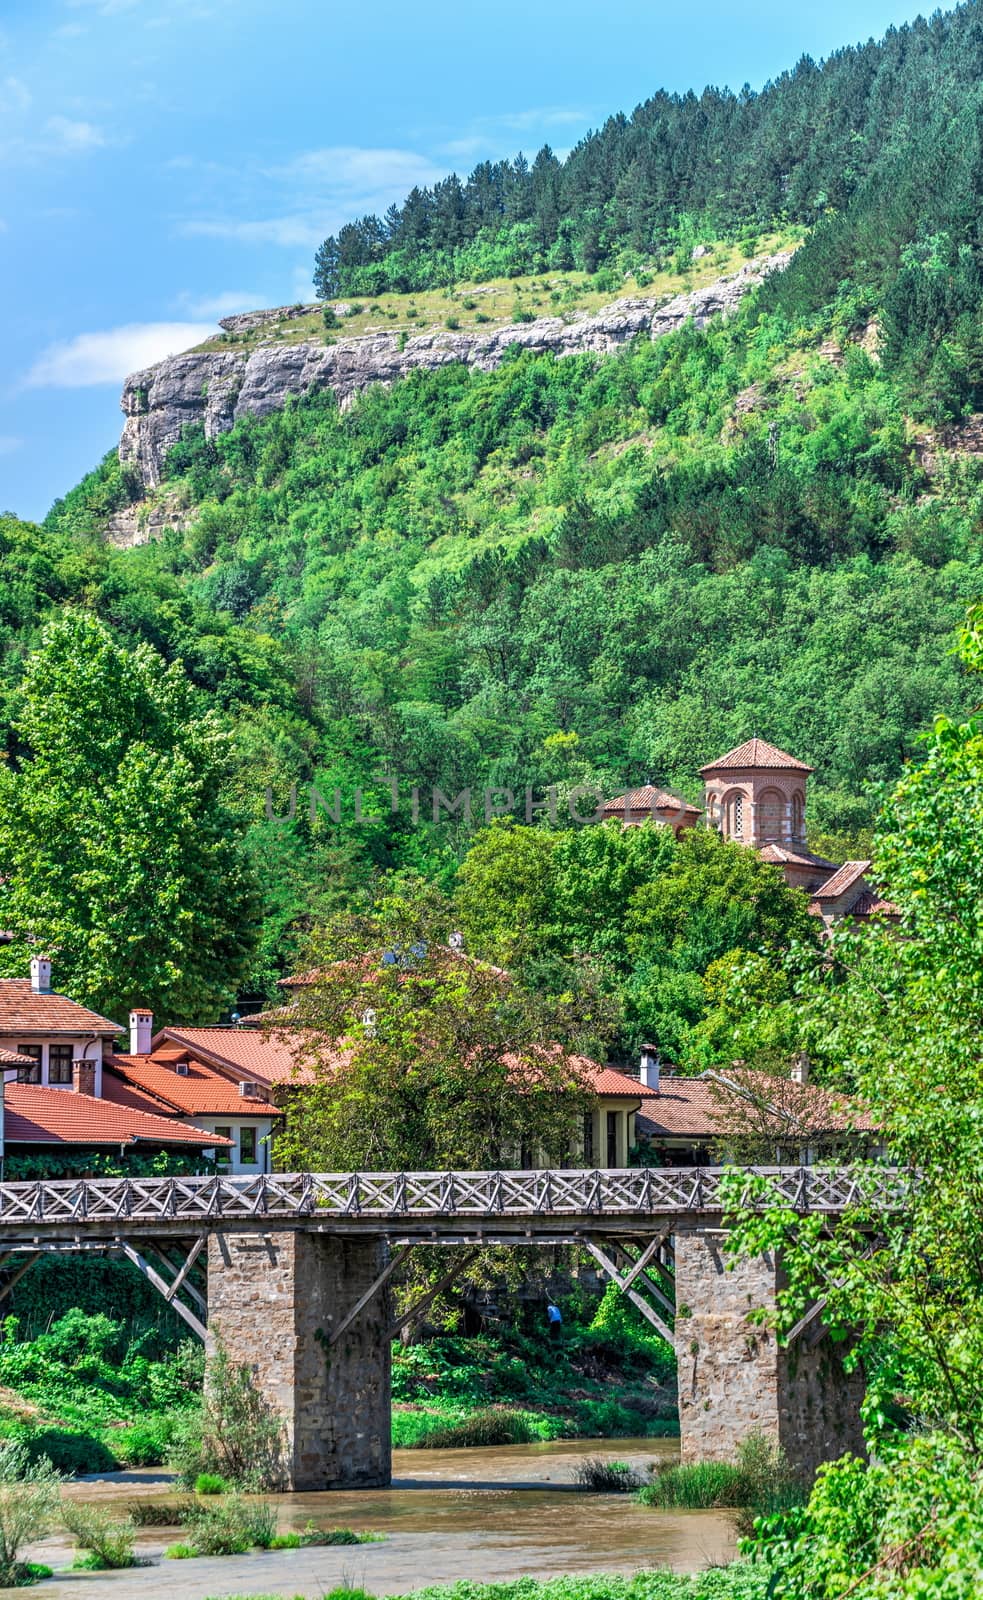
[673,1224,864,1478]
[206,1229,392,1490]
[119,252,792,491]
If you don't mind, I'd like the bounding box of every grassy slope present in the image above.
[193,231,797,355]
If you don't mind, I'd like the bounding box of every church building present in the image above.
[604,736,896,926]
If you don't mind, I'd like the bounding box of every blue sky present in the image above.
[2,0,933,521]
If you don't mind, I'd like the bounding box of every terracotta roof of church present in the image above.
[810,861,871,900]
[700,738,813,774]
[601,786,702,818]
[757,843,837,870]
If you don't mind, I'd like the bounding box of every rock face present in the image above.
[119,252,792,490]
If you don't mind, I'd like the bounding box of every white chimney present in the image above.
[640,1043,661,1093]
[129,1009,153,1056]
[30,958,51,995]
[791,1052,810,1085]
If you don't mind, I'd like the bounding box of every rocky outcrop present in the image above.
[119,252,792,490]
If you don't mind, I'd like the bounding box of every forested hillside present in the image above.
[315,2,983,308]
[3,3,983,1025]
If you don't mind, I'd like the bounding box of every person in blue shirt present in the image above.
[546,1302,563,1340]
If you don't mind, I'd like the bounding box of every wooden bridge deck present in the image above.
[0,1164,902,1244]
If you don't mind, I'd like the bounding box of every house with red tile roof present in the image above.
[103,1032,281,1174]
[0,966,234,1171]
[628,1046,877,1166]
[230,949,649,1169]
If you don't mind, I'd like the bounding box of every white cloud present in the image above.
[176,288,262,317]
[0,436,22,456]
[179,145,445,250]
[45,115,107,151]
[26,322,215,388]
[273,146,443,193]
[183,214,327,249]
[0,77,32,115]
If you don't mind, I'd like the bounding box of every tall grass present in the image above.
[393,1405,547,1449]
[638,1432,805,1526]
[639,1460,745,1508]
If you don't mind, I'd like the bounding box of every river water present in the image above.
[32,1437,737,1599]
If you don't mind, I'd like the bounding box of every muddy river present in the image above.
[29,1437,737,1599]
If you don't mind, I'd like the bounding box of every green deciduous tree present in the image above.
[0,613,258,1021]
[273,883,608,1171]
[722,608,983,1592]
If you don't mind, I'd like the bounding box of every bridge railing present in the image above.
[0,1165,906,1228]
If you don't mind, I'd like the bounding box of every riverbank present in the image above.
[26,1439,742,1598]
[0,1303,677,1473]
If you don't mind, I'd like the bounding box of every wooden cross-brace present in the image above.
[389,1248,480,1340]
[327,1243,415,1347]
[0,1253,41,1307]
[584,1236,675,1345]
[607,1237,675,1318]
[119,1241,207,1340]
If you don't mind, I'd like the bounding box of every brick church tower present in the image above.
[701,737,835,892]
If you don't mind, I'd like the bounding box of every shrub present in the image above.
[514,308,535,323]
[322,306,339,330]
[461,298,477,310]
[445,316,460,330]
[179,1493,278,1555]
[395,1406,542,1449]
[24,1428,117,1476]
[194,1472,228,1495]
[573,1457,642,1492]
[731,1432,803,1537]
[638,1460,745,1509]
[163,1541,196,1559]
[62,1500,137,1569]
[0,1440,61,1586]
[475,312,490,324]
[171,1342,285,1491]
[128,1497,191,1526]
[112,1416,178,1466]
[638,1433,802,1521]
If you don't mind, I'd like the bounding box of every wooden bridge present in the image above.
[0,1166,886,1489]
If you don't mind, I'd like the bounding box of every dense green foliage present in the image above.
[314,2,983,316]
[388,1573,768,1600]
[456,821,817,1059]
[708,612,983,1592]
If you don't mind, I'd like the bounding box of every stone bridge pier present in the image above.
[207,1231,392,1490]
[673,1224,866,1477]
[206,1221,864,1491]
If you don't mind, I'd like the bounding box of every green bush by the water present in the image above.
[638,1434,804,1527]
[638,1461,745,1509]
[62,1500,137,1570]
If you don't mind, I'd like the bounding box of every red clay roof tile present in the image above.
[2,1083,229,1147]
[601,787,702,818]
[0,981,121,1037]
[104,1054,281,1117]
[701,738,813,774]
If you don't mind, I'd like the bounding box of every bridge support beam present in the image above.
[673,1225,865,1479]
[207,1230,392,1491]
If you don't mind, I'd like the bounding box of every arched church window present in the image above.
[791,791,804,839]
[728,792,744,840]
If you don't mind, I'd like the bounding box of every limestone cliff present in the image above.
[119,252,791,490]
